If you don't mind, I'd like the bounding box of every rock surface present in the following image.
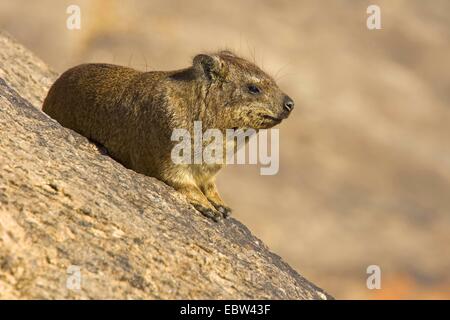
[0,31,331,299]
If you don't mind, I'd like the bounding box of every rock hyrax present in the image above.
[42,50,294,221]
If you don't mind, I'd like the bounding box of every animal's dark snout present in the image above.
[278,95,294,119]
[283,95,294,112]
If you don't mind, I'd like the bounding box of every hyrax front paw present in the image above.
[173,184,222,222]
[200,182,231,218]
[213,204,232,218]
[193,204,222,222]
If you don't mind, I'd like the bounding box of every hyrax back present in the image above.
[43,51,294,221]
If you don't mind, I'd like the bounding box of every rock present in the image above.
[0,30,332,299]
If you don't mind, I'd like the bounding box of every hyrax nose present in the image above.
[283,95,295,112]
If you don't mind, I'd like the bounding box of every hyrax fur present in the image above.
[43,51,294,221]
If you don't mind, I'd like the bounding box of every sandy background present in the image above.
[1,0,449,299]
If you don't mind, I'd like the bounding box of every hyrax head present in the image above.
[193,50,294,130]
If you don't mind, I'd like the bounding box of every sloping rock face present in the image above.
[0,31,331,299]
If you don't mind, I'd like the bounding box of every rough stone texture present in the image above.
[0,31,331,299]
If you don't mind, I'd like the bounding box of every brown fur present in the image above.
[42,51,294,221]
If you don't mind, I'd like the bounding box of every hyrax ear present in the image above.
[193,54,225,81]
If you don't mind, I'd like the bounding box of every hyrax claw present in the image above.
[194,204,222,222]
[216,205,232,218]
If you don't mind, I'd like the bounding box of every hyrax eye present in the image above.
[247,84,261,95]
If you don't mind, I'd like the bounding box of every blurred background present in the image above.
[1,0,449,299]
